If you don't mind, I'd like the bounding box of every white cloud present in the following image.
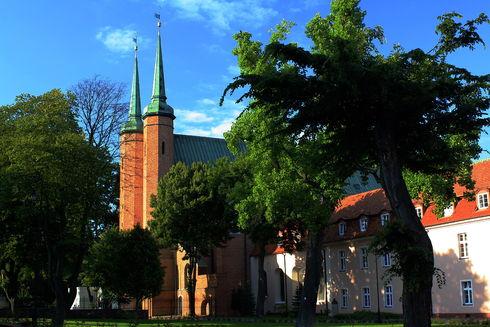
[175,109,214,123]
[211,119,234,137]
[182,128,212,137]
[96,27,148,54]
[198,98,217,106]
[161,0,278,34]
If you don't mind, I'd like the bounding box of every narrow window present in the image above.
[277,269,285,302]
[384,285,393,308]
[461,280,473,306]
[317,278,325,302]
[458,233,469,259]
[383,253,392,267]
[380,213,390,226]
[341,289,348,308]
[338,222,347,236]
[359,216,368,232]
[360,247,369,269]
[161,141,165,155]
[478,193,489,209]
[362,287,371,308]
[415,207,423,219]
[339,250,346,272]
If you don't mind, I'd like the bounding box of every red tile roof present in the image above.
[252,160,490,254]
[333,159,490,227]
[331,188,391,223]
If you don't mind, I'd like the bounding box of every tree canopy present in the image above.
[0,89,116,327]
[223,1,489,326]
[150,159,237,316]
[83,225,163,308]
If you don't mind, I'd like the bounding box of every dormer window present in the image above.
[477,193,489,209]
[443,204,454,217]
[380,213,390,226]
[415,206,423,219]
[359,216,368,232]
[338,222,347,236]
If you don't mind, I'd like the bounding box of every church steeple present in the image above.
[144,14,174,119]
[121,38,143,133]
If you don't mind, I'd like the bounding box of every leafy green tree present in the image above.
[0,90,115,327]
[150,160,236,316]
[224,22,359,326]
[223,2,489,326]
[83,225,163,310]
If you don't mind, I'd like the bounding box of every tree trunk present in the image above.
[296,230,324,327]
[187,258,197,317]
[256,242,267,317]
[7,297,15,318]
[52,278,66,327]
[375,124,434,327]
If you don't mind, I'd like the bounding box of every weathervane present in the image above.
[155,13,161,28]
[132,36,138,53]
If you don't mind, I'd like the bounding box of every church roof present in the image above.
[173,134,240,166]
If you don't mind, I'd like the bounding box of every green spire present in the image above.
[121,41,143,133]
[144,16,174,119]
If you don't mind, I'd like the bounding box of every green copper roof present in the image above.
[144,28,174,118]
[121,50,143,133]
[173,133,379,194]
[173,134,241,165]
[344,172,380,195]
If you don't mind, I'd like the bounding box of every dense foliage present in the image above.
[83,225,163,308]
[150,159,238,316]
[0,90,116,327]
[223,1,489,326]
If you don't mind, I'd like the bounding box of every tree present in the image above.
[83,225,163,310]
[0,90,116,327]
[224,22,359,326]
[223,2,489,326]
[150,160,236,316]
[70,75,127,159]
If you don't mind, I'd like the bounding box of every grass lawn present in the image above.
[63,320,486,327]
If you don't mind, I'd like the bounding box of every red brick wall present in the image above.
[119,132,144,230]
[142,115,174,228]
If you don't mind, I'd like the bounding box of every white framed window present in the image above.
[443,204,454,217]
[362,287,371,308]
[338,222,347,236]
[478,193,489,209]
[383,253,392,267]
[380,213,390,226]
[458,233,469,259]
[415,206,423,219]
[461,280,473,306]
[339,250,347,271]
[359,216,369,232]
[341,289,348,308]
[360,247,369,269]
[384,285,394,308]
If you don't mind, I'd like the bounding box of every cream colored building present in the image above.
[251,160,490,318]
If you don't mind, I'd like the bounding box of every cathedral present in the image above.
[118,19,251,317]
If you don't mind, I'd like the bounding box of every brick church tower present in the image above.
[119,39,144,230]
[119,17,252,317]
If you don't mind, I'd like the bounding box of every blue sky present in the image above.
[1,0,489,155]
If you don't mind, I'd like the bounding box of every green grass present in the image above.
[62,320,487,327]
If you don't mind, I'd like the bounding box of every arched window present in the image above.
[276,269,286,302]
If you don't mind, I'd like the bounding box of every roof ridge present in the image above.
[174,133,226,141]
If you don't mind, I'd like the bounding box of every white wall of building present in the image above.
[427,216,490,315]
